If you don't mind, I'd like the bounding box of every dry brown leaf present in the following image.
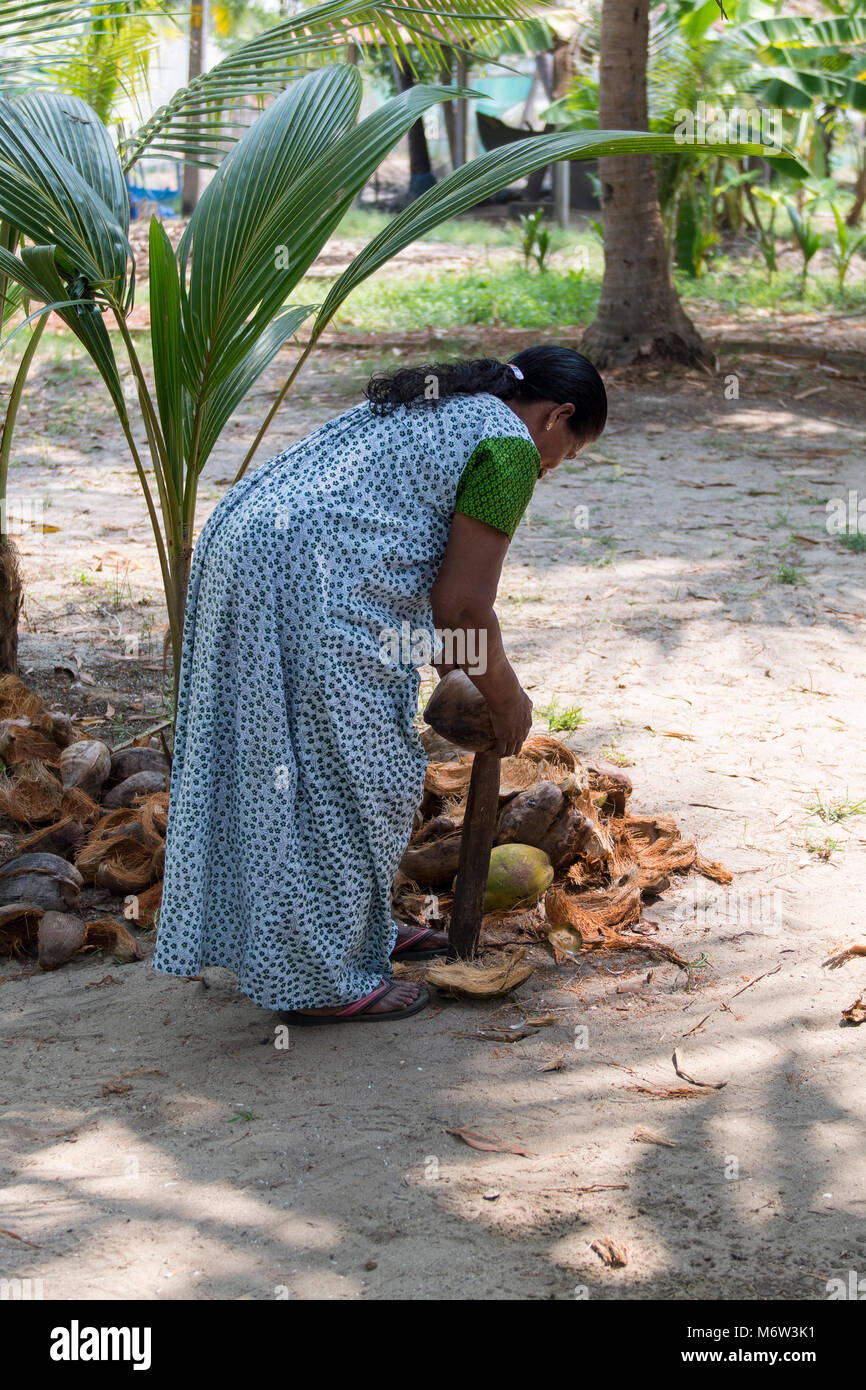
[632,1127,678,1148]
[841,996,866,1026]
[539,1048,568,1073]
[446,1128,534,1156]
[590,1236,629,1267]
[823,944,866,970]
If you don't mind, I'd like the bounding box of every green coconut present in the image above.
[465,843,554,913]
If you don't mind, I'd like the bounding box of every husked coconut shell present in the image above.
[400,831,463,887]
[109,746,169,784]
[102,769,169,808]
[423,670,496,753]
[538,805,588,871]
[60,740,111,797]
[0,852,83,913]
[38,911,87,970]
[496,781,564,847]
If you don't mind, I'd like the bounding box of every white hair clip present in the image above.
[508,363,525,380]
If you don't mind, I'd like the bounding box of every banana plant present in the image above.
[826,201,866,290]
[0,64,784,703]
[784,201,823,290]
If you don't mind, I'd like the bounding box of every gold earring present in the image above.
[545,422,554,432]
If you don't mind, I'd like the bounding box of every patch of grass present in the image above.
[537,697,586,732]
[806,836,842,860]
[806,792,866,824]
[600,744,633,767]
[838,531,866,553]
[775,562,804,585]
[332,265,598,332]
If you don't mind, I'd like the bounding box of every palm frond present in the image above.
[121,0,533,172]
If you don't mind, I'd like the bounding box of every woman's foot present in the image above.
[390,921,451,960]
[280,978,430,1025]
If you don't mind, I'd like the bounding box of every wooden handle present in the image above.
[448,750,501,959]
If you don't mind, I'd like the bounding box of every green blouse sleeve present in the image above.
[453,436,540,540]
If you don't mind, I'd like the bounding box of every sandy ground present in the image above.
[1,277,866,1299]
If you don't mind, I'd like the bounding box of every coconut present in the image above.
[60,740,112,797]
[102,770,169,809]
[108,746,169,784]
[473,843,554,914]
[38,911,87,970]
[496,781,564,847]
[400,831,463,887]
[0,852,83,913]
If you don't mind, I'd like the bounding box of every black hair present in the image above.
[365,344,607,441]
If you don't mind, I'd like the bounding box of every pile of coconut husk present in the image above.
[0,676,168,972]
[393,728,731,970]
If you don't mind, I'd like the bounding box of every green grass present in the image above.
[332,264,597,332]
[537,697,586,732]
[839,531,866,553]
[806,792,866,824]
[776,562,805,585]
[806,835,842,860]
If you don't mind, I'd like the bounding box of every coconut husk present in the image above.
[0,675,45,724]
[95,840,161,893]
[59,786,101,825]
[425,949,534,998]
[0,900,44,955]
[82,917,144,963]
[125,879,162,928]
[0,723,61,767]
[0,761,63,824]
[16,817,87,860]
[546,870,644,937]
[624,814,732,887]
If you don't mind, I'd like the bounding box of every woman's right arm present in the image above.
[430,512,532,758]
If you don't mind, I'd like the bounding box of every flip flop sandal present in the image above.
[279,978,431,1027]
[390,925,453,961]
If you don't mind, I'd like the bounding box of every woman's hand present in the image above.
[488,685,533,759]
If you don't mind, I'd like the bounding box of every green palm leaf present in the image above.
[121,0,532,172]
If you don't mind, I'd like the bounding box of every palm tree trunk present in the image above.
[581,0,709,368]
[181,2,205,215]
[391,57,436,199]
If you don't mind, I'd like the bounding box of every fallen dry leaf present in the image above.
[590,1236,629,1268]
[539,1048,569,1073]
[841,995,866,1026]
[446,1128,535,1157]
[823,945,866,970]
[632,1127,678,1148]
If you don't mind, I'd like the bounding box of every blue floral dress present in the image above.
[152,392,539,1010]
